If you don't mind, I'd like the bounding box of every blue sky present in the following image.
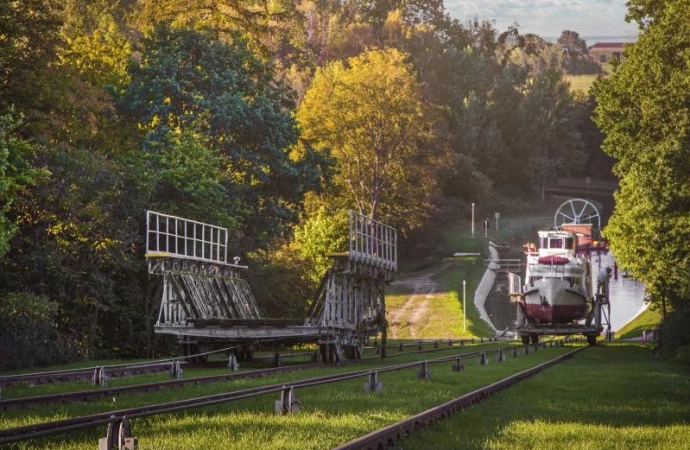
[444,1,639,40]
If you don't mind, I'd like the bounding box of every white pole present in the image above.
[463,280,467,333]
[471,203,475,238]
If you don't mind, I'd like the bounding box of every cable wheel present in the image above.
[554,198,601,236]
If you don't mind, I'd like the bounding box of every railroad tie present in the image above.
[497,348,505,363]
[418,361,431,380]
[452,356,465,372]
[363,371,383,392]
[275,386,300,414]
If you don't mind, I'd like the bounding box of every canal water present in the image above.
[484,248,647,333]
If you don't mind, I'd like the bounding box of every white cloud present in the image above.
[446,0,638,38]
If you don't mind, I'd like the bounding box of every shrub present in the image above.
[0,292,72,370]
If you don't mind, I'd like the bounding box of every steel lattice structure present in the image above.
[146,210,397,362]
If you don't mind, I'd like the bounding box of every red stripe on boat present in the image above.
[537,255,570,265]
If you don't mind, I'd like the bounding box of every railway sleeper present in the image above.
[99,416,137,450]
[274,386,300,415]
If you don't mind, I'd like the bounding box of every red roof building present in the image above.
[588,42,626,64]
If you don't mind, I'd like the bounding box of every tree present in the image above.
[557,30,601,75]
[134,0,301,57]
[593,0,690,359]
[517,70,585,205]
[118,25,328,249]
[557,30,588,56]
[0,113,49,257]
[297,47,440,229]
[0,0,63,116]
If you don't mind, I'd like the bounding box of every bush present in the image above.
[0,292,73,370]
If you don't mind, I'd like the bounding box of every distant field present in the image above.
[565,74,598,94]
[565,63,614,94]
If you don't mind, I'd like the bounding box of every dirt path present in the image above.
[388,262,450,339]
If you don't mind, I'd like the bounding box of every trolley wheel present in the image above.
[530,334,539,345]
[586,334,597,346]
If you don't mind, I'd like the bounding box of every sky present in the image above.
[444,1,640,41]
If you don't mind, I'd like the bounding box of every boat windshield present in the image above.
[540,236,575,250]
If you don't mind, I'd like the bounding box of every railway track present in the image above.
[0,361,175,389]
[0,340,502,409]
[0,362,322,409]
[0,341,571,448]
[334,346,585,450]
[0,338,489,389]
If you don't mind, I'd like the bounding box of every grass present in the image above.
[400,343,690,450]
[386,255,494,340]
[1,345,576,449]
[616,306,662,340]
[565,74,598,94]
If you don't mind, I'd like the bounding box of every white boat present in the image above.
[517,230,593,325]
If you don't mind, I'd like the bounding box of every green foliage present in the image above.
[118,25,327,248]
[0,0,63,115]
[557,30,602,75]
[593,0,690,359]
[246,244,315,318]
[593,0,690,314]
[298,47,440,230]
[518,70,586,204]
[0,292,69,370]
[60,0,133,91]
[658,304,690,363]
[0,113,50,257]
[292,206,349,283]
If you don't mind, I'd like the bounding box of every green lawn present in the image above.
[401,343,690,450]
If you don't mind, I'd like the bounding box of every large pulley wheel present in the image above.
[554,198,601,235]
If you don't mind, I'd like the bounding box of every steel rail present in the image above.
[0,362,173,388]
[0,346,515,444]
[0,362,322,409]
[0,337,499,388]
[1,341,506,409]
[0,346,240,388]
[333,346,586,450]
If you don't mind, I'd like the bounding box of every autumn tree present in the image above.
[593,0,690,359]
[297,48,441,229]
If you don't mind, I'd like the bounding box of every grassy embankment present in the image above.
[617,307,663,340]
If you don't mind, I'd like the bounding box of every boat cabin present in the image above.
[524,230,590,292]
[537,230,577,257]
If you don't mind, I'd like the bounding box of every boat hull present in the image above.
[522,279,590,324]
